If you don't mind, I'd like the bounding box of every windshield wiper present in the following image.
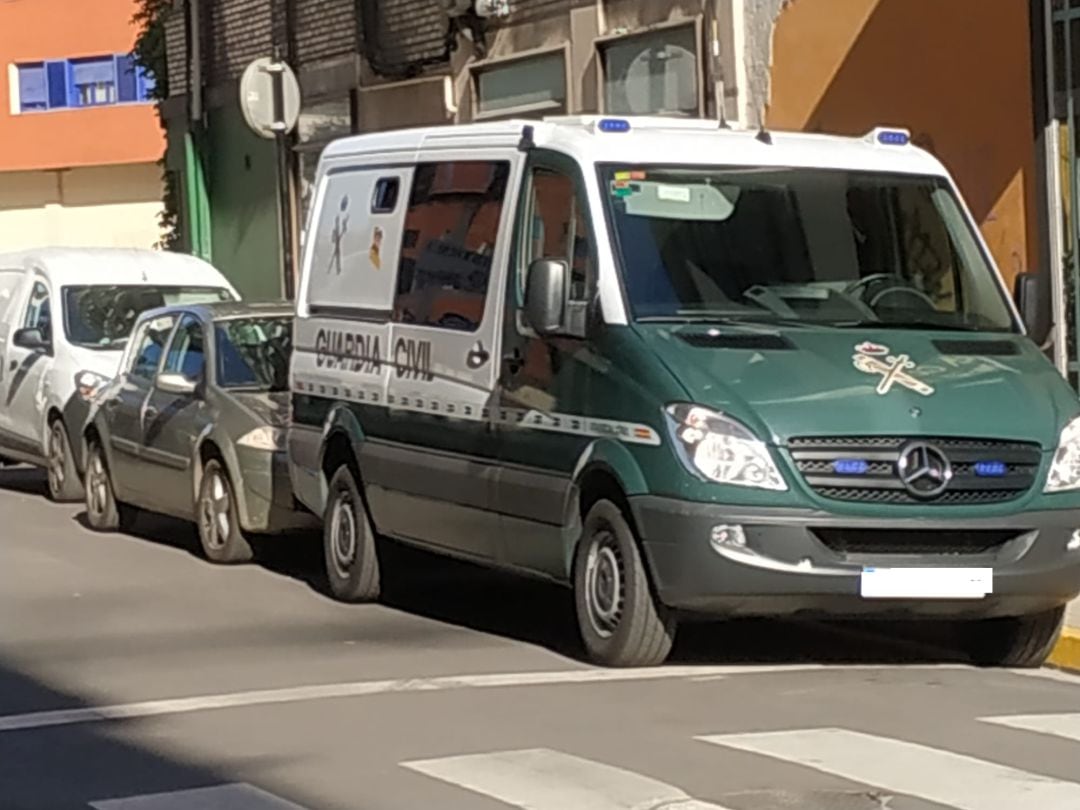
[637,314,811,329]
[829,319,999,333]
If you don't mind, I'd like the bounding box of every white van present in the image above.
[0,248,238,501]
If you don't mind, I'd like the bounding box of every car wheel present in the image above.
[573,499,676,667]
[197,459,253,564]
[959,606,1066,668]
[323,465,380,602]
[47,419,83,503]
[85,441,120,531]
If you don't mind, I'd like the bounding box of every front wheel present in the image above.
[197,460,253,564]
[323,466,380,602]
[84,441,130,531]
[959,606,1065,668]
[573,499,676,667]
[47,420,83,503]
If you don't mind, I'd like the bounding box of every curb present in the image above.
[1049,627,1080,672]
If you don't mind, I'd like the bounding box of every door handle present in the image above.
[466,341,490,370]
[144,406,158,421]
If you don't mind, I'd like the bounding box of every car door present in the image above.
[372,155,519,559]
[140,312,210,519]
[106,313,178,502]
[495,150,602,578]
[2,278,54,460]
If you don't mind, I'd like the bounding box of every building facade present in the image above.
[160,0,1051,356]
[0,0,165,251]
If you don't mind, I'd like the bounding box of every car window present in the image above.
[164,315,206,381]
[522,167,595,303]
[23,281,51,342]
[129,315,177,381]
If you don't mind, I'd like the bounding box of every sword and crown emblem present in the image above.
[852,341,935,397]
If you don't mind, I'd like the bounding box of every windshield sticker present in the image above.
[657,184,692,203]
[853,342,935,397]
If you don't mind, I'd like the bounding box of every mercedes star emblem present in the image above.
[896,442,952,499]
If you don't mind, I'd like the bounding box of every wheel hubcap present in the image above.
[48,425,65,493]
[330,493,357,576]
[200,472,230,549]
[585,529,624,638]
[88,453,108,517]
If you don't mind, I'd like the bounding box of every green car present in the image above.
[83,302,316,562]
[289,116,1080,668]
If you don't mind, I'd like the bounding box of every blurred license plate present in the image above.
[860,567,992,599]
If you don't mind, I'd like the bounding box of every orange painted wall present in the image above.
[0,0,163,172]
[768,0,1039,289]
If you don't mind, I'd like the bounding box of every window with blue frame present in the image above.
[14,54,155,113]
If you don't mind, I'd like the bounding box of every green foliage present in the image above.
[132,0,182,250]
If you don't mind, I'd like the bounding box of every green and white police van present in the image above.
[288,115,1080,668]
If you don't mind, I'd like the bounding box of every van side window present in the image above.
[372,177,400,213]
[522,168,594,302]
[393,160,510,332]
[129,316,177,381]
[23,282,51,342]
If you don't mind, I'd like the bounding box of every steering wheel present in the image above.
[846,273,937,311]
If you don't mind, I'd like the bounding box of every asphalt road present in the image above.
[2,465,1080,810]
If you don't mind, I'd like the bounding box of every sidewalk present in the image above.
[1049,599,1080,671]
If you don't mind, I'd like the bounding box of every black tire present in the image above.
[323,465,380,602]
[573,499,676,667]
[960,606,1066,668]
[196,459,253,564]
[46,419,83,503]
[84,441,119,531]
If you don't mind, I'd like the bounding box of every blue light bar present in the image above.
[834,459,869,475]
[973,460,1007,478]
[877,130,910,146]
[598,118,631,133]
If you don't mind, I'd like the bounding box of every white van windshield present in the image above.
[600,166,1018,333]
[63,285,233,349]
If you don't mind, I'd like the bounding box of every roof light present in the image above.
[870,127,911,146]
[598,118,631,133]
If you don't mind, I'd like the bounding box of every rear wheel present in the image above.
[959,606,1065,668]
[323,466,381,602]
[197,460,253,564]
[573,499,676,667]
[47,419,83,502]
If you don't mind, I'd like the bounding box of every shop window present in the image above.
[474,51,567,119]
[600,25,700,116]
[12,54,153,113]
[393,161,511,332]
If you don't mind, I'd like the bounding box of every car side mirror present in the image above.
[1014,272,1051,347]
[524,258,568,336]
[156,372,197,396]
[12,327,50,353]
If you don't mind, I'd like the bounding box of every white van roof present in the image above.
[0,247,236,293]
[321,116,947,178]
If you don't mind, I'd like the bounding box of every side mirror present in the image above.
[524,258,568,336]
[1014,272,1051,347]
[156,372,197,396]
[12,327,49,352]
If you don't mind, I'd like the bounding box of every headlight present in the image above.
[75,370,110,401]
[1045,415,1080,492]
[237,426,287,452]
[664,403,787,491]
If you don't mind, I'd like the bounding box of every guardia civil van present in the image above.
[289,115,1080,668]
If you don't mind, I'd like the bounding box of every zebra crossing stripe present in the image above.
[90,783,307,809]
[982,712,1080,744]
[403,748,733,810]
[698,728,1080,810]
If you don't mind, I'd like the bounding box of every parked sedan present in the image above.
[81,302,315,562]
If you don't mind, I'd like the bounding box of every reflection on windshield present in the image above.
[215,317,292,391]
[602,166,1017,333]
[63,285,233,349]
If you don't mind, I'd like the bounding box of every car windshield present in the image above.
[600,166,1018,332]
[63,285,234,349]
[215,316,292,391]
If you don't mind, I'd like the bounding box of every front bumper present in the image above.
[631,496,1080,619]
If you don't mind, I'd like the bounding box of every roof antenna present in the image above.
[517,124,535,152]
[755,107,772,145]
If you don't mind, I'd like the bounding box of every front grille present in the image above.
[813,528,1020,556]
[788,436,1041,505]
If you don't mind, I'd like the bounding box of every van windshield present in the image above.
[64,285,234,349]
[601,166,1018,332]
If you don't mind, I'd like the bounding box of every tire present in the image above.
[573,499,676,667]
[960,606,1065,668]
[196,459,253,564]
[85,441,120,531]
[46,419,83,503]
[323,465,380,602]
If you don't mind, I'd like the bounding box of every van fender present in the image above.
[318,402,367,483]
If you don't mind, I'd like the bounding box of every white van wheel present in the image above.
[47,420,83,503]
[324,466,380,602]
[960,606,1065,668]
[573,499,675,667]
